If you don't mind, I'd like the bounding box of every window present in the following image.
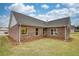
[51,28,57,35]
[21,27,27,34]
[36,28,38,35]
[51,29,53,35]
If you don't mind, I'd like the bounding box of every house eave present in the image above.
[18,24,67,28]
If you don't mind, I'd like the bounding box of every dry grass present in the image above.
[0,32,79,56]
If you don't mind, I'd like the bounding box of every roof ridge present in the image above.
[11,11,70,27]
[12,11,70,23]
[12,11,46,22]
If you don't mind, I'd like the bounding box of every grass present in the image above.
[0,36,12,55]
[0,32,79,56]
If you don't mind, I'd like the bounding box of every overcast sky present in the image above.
[0,3,79,27]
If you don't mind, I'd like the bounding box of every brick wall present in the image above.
[9,24,19,42]
[46,27,65,40]
[20,26,43,42]
[9,25,70,42]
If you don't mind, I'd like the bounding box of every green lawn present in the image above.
[0,32,79,56]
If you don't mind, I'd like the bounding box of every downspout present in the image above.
[64,26,67,41]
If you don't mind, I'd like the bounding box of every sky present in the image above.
[0,3,79,27]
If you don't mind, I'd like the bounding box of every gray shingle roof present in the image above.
[13,11,45,27]
[12,11,70,27]
[46,17,71,27]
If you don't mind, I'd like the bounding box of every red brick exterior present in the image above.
[20,26,43,42]
[9,25,70,42]
[9,24,19,42]
[47,27,66,40]
[20,26,68,42]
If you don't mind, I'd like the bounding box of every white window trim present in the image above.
[53,28,57,36]
[56,28,58,34]
[21,27,27,34]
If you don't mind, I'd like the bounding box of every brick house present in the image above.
[9,11,71,43]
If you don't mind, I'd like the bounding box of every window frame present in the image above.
[51,28,58,35]
[51,29,53,35]
[35,28,38,35]
[21,26,27,34]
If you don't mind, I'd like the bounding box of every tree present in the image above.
[77,25,79,29]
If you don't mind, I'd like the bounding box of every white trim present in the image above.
[53,28,57,36]
[18,24,21,44]
[56,28,58,34]
[53,28,55,35]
